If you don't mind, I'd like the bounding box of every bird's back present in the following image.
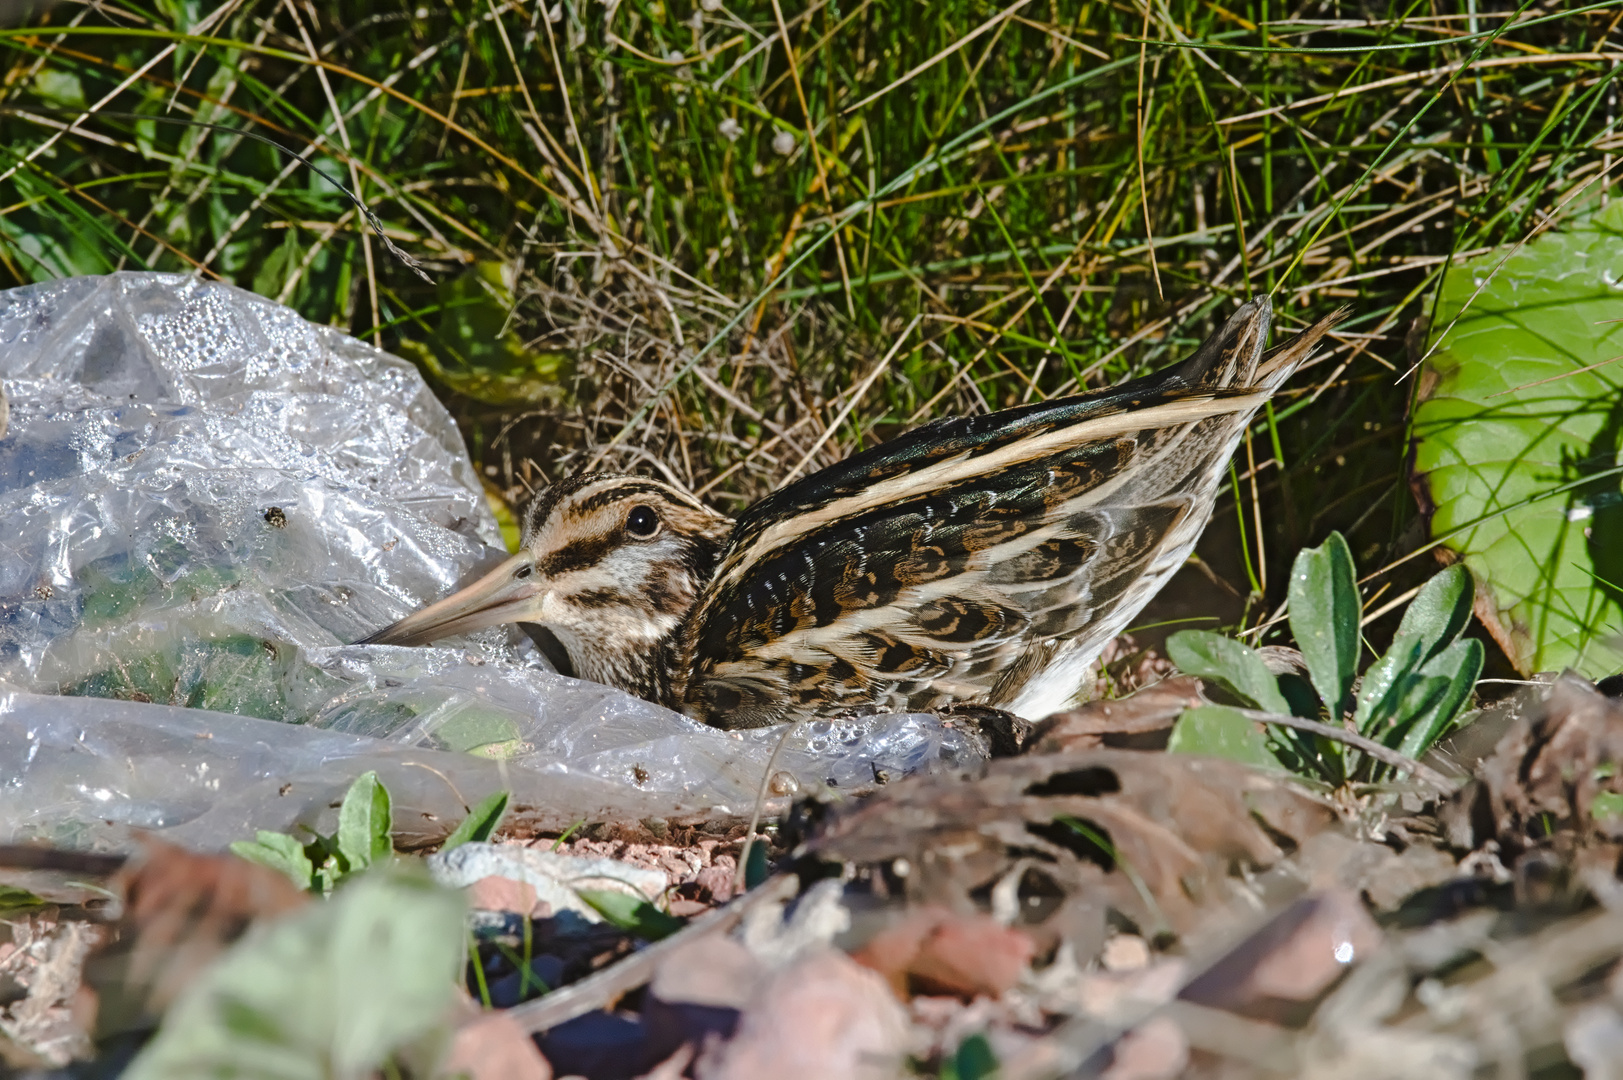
[674,298,1342,728]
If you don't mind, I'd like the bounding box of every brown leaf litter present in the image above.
[1444,671,1623,885]
[0,837,305,1067]
[480,676,1623,1080]
[796,747,1336,944]
[1030,676,1204,753]
[16,674,1623,1078]
[851,905,1038,999]
[0,911,101,1069]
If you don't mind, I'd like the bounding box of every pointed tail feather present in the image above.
[1256,306,1349,389]
[1176,294,1273,388]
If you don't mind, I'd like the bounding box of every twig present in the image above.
[0,845,128,876]
[1229,707,1459,793]
[735,723,800,894]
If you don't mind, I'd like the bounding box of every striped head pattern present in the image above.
[360,473,732,700]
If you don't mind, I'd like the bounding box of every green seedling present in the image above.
[1168,532,1484,787]
[123,864,466,1080]
[231,771,394,895]
[440,790,511,853]
[233,773,511,893]
[938,1032,1000,1080]
[575,889,684,942]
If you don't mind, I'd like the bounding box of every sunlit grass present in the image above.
[0,0,1617,649]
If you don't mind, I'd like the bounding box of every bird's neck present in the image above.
[556,619,681,709]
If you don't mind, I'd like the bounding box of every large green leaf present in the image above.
[1166,705,1283,771]
[1393,638,1484,760]
[1393,564,1475,664]
[1165,629,1290,714]
[124,866,466,1080]
[1351,632,1426,737]
[1414,203,1623,678]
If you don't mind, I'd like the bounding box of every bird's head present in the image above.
[360,474,733,683]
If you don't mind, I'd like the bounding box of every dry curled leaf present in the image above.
[90,837,308,1037]
[1177,891,1379,1023]
[691,949,908,1080]
[1443,674,1623,874]
[797,750,1333,943]
[1031,677,1204,753]
[441,1008,553,1080]
[850,906,1036,1000]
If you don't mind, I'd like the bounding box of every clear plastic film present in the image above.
[0,274,983,849]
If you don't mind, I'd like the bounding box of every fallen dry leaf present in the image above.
[90,836,308,1037]
[1102,1015,1189,1080]
[1294,830,1459,913]
[636,1045,696,1080]
[0,838,305,1063]
[851,906,1035,1000]
[441,1010,553,1080]
[1031,677,1204,753]
[643,935,759,1057]
[798,749,1334,942]
[1178,891,1380,1022]
[1443,674,1623,874]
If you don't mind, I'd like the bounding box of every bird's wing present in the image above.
[678,298,1343,728]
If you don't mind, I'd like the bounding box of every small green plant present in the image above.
[1167,532,1484,786]
[937,1032,1000,1080]
[575,890,685,942]
[123,864,466,1080]
[0,885,46,916]
[230,771,394,895]
[439,790,511,853]
[232,773,510,893]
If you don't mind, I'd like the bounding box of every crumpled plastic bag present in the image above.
[0,273,983,849]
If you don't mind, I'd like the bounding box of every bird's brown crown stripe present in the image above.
[570,481,698,517]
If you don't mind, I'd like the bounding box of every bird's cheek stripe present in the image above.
[540,535,616,576]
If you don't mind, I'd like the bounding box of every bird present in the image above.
[361,296,1342,730]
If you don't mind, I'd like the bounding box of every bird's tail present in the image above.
[1177,295,1273,388]
[1177,295,1347,392]
[1256,305,1348,389]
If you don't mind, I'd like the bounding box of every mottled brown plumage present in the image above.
[362,296,1343,728]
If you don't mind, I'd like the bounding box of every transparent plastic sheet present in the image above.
[0,274,983,848]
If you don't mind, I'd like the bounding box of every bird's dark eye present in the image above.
[626,504,661,539]
[513,563,533,579]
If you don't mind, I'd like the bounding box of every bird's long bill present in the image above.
[356,553,542,647]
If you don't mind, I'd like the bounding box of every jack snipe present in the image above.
[364,297,1342,729]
